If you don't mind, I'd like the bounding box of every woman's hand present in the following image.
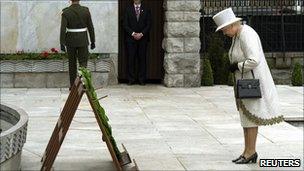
[60,44,66,52]
[229,62,239,73]
[90,42,96,50]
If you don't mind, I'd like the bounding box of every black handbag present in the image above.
[236,62,262,99]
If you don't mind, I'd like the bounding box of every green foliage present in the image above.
[201,56,214,86]
[227,73,234,86]
[78,68,121,160]
[222,53,231,84]
[207,33,230,85]
[291,62,303,86]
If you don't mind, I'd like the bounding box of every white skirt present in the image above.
[239,108,259,128]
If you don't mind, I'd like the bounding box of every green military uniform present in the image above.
[60,3,95,87]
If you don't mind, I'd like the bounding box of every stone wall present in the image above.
[265,52,304,85]
[0,0,118,54]
[162,0,201,87]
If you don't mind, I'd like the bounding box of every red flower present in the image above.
[41,51,49,58]
[51,48,59,53]
[16,50,24,54]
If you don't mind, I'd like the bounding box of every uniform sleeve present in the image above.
[86,9,95,43]
[60,13,67,45]
[237,30,261,72]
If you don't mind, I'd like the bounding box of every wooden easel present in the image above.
[40,77,132,171]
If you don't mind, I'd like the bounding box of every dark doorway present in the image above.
[118,0,164,83]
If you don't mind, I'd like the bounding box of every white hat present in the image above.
[212,8,242,32]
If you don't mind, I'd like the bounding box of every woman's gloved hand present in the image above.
[229,62,239,73]
[60,44,66,52]
[90,42,96,50]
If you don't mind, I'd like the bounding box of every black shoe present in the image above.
[235,152,258,164]
[232,155,244,163]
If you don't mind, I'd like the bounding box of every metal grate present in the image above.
[200,0,304,54]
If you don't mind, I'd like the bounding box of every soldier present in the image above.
[60,0,95,89]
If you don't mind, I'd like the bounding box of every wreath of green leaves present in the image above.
[78,67,121,160]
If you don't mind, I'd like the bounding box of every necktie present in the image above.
[135,5,140,21]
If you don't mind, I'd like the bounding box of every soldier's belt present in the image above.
[66,28,87,32]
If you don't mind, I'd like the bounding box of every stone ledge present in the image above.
[265,55,303,69]
[265,52,304,58]
[0,72,109,88]
[0,73,13,88]
[0,59,111,73]
[14,73,47,88]
[0,57,118,87]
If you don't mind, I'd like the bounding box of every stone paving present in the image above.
[0,85,303,170]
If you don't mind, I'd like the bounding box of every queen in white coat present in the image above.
[213,8,284,164]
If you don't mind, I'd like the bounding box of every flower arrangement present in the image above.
[51,48,59,53]
[0,48,99,60]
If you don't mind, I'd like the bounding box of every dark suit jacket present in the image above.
[60,4,95,47]
[123,3,152,43]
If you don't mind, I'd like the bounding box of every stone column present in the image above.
[163,0,201,87]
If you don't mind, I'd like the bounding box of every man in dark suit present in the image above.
[60,0,95,88]
[123,0,152,85]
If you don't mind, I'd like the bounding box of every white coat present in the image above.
[229,24,284,125]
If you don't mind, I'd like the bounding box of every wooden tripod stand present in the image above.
[40,77,132,171]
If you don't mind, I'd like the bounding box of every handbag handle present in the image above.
[241,60,255,79]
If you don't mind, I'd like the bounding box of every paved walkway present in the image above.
[1,85,303,170]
